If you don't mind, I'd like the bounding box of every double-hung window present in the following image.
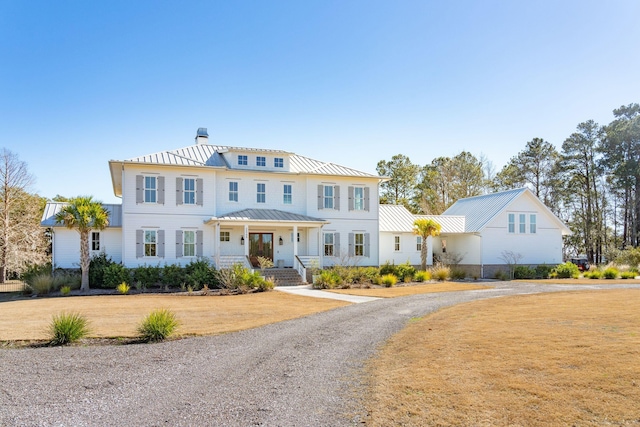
[256,156,266,167]
[183,231,195,257]
[229,182,238,202]
[354,187,364,210]
[274,158,284,168]
[355,233,365,256]
[519,214,526,233]
[238,155,248,166]
[257,183,266,203]
[324,186,334,209]
[416,236,422,251]
[508,213,515,234]
[324,233,334,256]
[530,214,537,234]
[394,236,400,252]
[144,176,157,203]
[91,232,100,251]
[283,184,292,204]
[183,178,195,205]
[144,230,157,257]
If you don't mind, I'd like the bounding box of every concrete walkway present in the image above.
[275,284,381,303]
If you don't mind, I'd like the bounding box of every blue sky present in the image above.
[1,0,639,204]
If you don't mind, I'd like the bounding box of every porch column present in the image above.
[215,222,221,266]
[318,226,323,265]
[427,235,433,266]
[293,225,298,259]
[243,225,249,257]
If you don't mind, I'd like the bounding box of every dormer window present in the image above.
[238,155,248,166]
[274,158,284,168]
[256,156,266,167]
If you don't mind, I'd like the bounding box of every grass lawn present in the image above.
[328,281,491,298]
[365,289,640,426]
[0,291,349,342]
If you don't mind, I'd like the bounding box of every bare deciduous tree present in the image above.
[0,149,48,282]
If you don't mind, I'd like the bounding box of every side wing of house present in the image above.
[480,191,566,266]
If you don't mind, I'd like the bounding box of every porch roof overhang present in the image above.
[205,208,330,227]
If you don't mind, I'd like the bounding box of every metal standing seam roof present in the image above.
[116,144,380,178]
[211,208,329,224]
[378,204,465,233]
[442,188,530,232]
[41,202,122,227]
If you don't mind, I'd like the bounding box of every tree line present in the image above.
[377,103,640,264]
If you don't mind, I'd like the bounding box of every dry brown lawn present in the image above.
[518,278,640,285]
[0,292,349,341]
[328,282,491,298]
[366,289,640,426]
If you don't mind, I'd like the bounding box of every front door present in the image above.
[249,233,273,267]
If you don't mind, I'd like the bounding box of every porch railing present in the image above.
[294,255,307,284]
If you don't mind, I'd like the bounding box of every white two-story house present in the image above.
[44,129,384,280]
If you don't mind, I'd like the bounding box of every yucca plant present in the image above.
[49,312,90,345]
[137,309,179,342]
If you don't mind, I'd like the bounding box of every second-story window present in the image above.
[229,182,238,202]
[283,184,292,204]
[530,214,537,234]
[519,214,526,233]
[238,155,248,166]
[354,187,364,210]
[184,178,195,205]
[274,158,284,168]
[324,185,334,209]
[144,176,156,203]
[256,156,266,167]
[508,213,515,233]
[257,183,266,203]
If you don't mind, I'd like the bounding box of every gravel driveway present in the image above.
[1,282,638,426]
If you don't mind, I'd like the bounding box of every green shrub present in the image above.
[432,266,450,281]
[552,262,579,279]
[379,261,396,276]
[513,265,535,279]
[414,270,430,282]
[137,309,179,342]
[381,273,397,287]
[89,253,114,288]
[49,312,90,345]
[60,285,71,296]
[116,282,130,294]
[614,247,640,269]
[585,270,602,279]
[534,264,553,279]
[620,271,637,279]
[450,268,466,280]
[103,263,130,288]
[185,258,217,290]
[395,262,416,282]
[162,263,186,287]
[340,266,379,285]
[603,267,619,279]
[30,273,53,295]
[133,264,161,288]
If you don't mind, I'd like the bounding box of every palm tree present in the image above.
[413,218,442,271]
[55,196,109,291]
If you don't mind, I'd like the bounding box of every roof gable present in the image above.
[443,188,570,234]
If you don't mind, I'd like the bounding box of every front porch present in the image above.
[206,208,328,283]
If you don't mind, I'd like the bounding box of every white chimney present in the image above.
[195,128,209,144]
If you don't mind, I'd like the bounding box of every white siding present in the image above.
[52,228,122,269]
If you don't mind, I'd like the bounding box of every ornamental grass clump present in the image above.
[30,273,54,295]
[49,312,91,346]
[432,266,450,281]
[116,282,130,294]
[137,309,179,342]
[585,270,602,279]
[381,274,398,287]
[60,285,71,296]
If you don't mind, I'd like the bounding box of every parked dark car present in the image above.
[570,257,590,272]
